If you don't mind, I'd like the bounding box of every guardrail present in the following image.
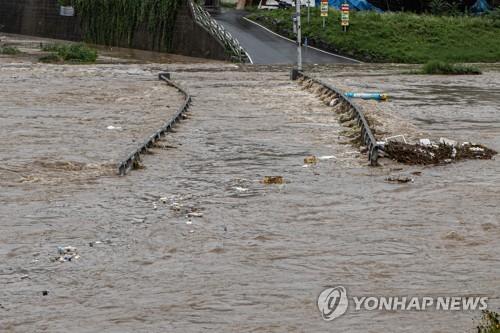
[117,73,191,176]
[188,0,250,63]
[294,70,380,166]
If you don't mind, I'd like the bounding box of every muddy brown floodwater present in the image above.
[0,55,499,333]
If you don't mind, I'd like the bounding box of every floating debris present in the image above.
[89,239,111,247]
[318,155,336,160]
[384,135,407,144]
[439,137,457,147]
[262,176,284,185]
[345,92,389,101]
[386,175,414,183]
[304,155,318,164]
[132,159,144,170]
[233,186,248,192]
[329,98,339,106]
[477,310,500,333]
[106,125,122,130]
[170,202,182,211]
[419,138,431,146]
[443,231,465,241]
[187,212,203,218]
[54,246,79,262]
[58,246,77,254]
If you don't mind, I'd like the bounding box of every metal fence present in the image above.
[296,71,380,166]
[188,0,250,63]
[117,73,191,176]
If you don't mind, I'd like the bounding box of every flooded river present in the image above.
[0,57,498,332]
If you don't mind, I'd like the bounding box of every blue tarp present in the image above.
[471,0,490,13]
[314,0,381,11]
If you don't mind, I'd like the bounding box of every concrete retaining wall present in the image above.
[0,0,81,41]
[172,4,228,60]
[0,0,229,61]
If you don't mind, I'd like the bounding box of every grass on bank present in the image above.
[39,43,98,64]
[420,60,482,74]
[248,9,500,63]
[0,46,21,55]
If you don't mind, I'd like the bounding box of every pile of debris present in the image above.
[383,138,497,165]
[53,246,79,262]
[262,176,284,184]
[298,76,497,167]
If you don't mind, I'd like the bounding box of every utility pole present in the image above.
[295,0,302,71]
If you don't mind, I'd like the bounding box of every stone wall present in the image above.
[0,0,229,61]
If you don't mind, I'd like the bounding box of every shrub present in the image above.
[487,6,500,27]
[0,46,21,55]
[60,44,98,63]
[40,43,97,63]
[422,60,482,74]
[39,53,63,63]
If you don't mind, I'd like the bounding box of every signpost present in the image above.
[320,0,328,28]
[341,2,349,32]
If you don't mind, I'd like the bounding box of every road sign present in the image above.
[341,3,349,27]
[321,0,328,17]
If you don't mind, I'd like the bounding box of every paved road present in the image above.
[214,10,358,65]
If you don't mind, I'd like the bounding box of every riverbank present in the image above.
[248,9,500,63]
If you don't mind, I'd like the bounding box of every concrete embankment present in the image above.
[0,0,230,61]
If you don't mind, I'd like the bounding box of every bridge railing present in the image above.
[294,71,380,166]
[117,73,191,176]
[188,0,250,63]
